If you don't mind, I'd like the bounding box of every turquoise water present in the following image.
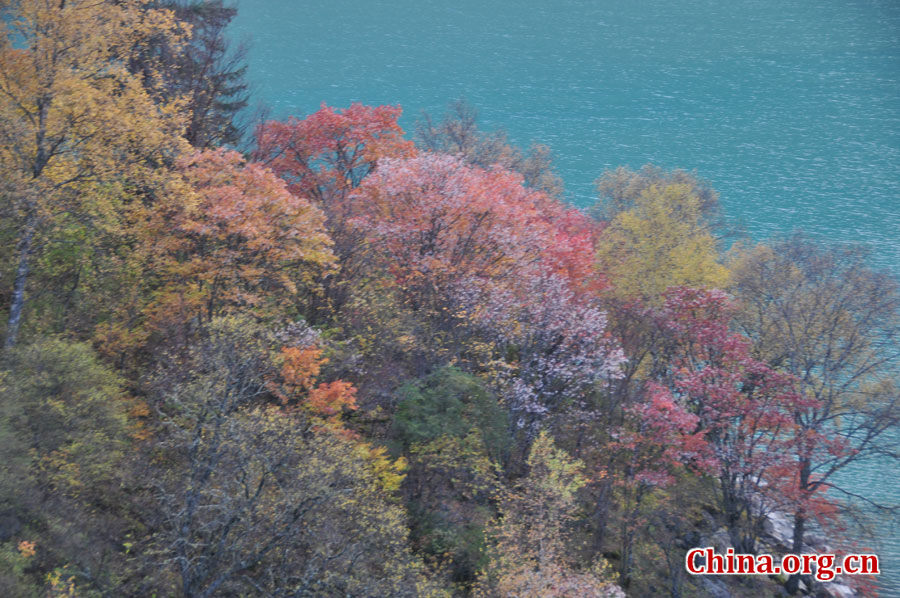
[231,0,900,593]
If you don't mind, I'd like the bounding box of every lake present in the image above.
[230,0,900,593]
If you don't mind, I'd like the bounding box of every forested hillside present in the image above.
[1,2,898,597]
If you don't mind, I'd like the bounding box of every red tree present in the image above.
[611,384,708,584]
[349,153,623,433]
[611,288,819,561]
[254,103,415,247]
[253,104,416,315]
[348,153,554,296]
[654,287,811,552]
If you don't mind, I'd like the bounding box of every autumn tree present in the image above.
[146,317,445,598]
[347,150,603,306]
[415,98,564,197]
[253,110,615,420]
[594,164,721,229]
[455,269,624,438]
[344,152,553,371]
[651,287,808,553]
[588,288,808,589]
[586,173,729,540]
[0,339,134,595]
[474,431,623,598]
[589,168,727,417]
[0,0,189,348]
[136,148,334,350]
[730,236,900,593]
[610,383,706,587]
[252,103,415,318]
[579,297,676,565]
[253,104,414,249]
[350,154,622,429]
[349,153,553,312]
[594,183,728,303]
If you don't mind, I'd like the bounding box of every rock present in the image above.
[763,511,794,549]
[681,530,701,548]
[700,576,733,598]
[818,582,855,598]
[603,584,627,598]
[710,527,732,552]
[806,532,827,550]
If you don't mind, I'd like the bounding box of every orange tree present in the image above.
[135,149,335,352]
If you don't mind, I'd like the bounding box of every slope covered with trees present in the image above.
[0,3,896,598]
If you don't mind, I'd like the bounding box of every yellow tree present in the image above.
[475,432,623,598]
[594,164,721,226]
[595,182,728,302]
[0,0,189,348]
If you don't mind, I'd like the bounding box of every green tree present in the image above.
[394,367,508,459]
[393,368,508,584]
[131,0,250,148]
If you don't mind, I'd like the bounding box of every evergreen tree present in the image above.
[133,0,250,148]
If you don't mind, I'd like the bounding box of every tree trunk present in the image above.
[5,217,36,350]
[593,477,612,554]
[786,460,811,594]
[785,514,806,594]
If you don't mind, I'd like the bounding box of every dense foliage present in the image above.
[0,3,896,597]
